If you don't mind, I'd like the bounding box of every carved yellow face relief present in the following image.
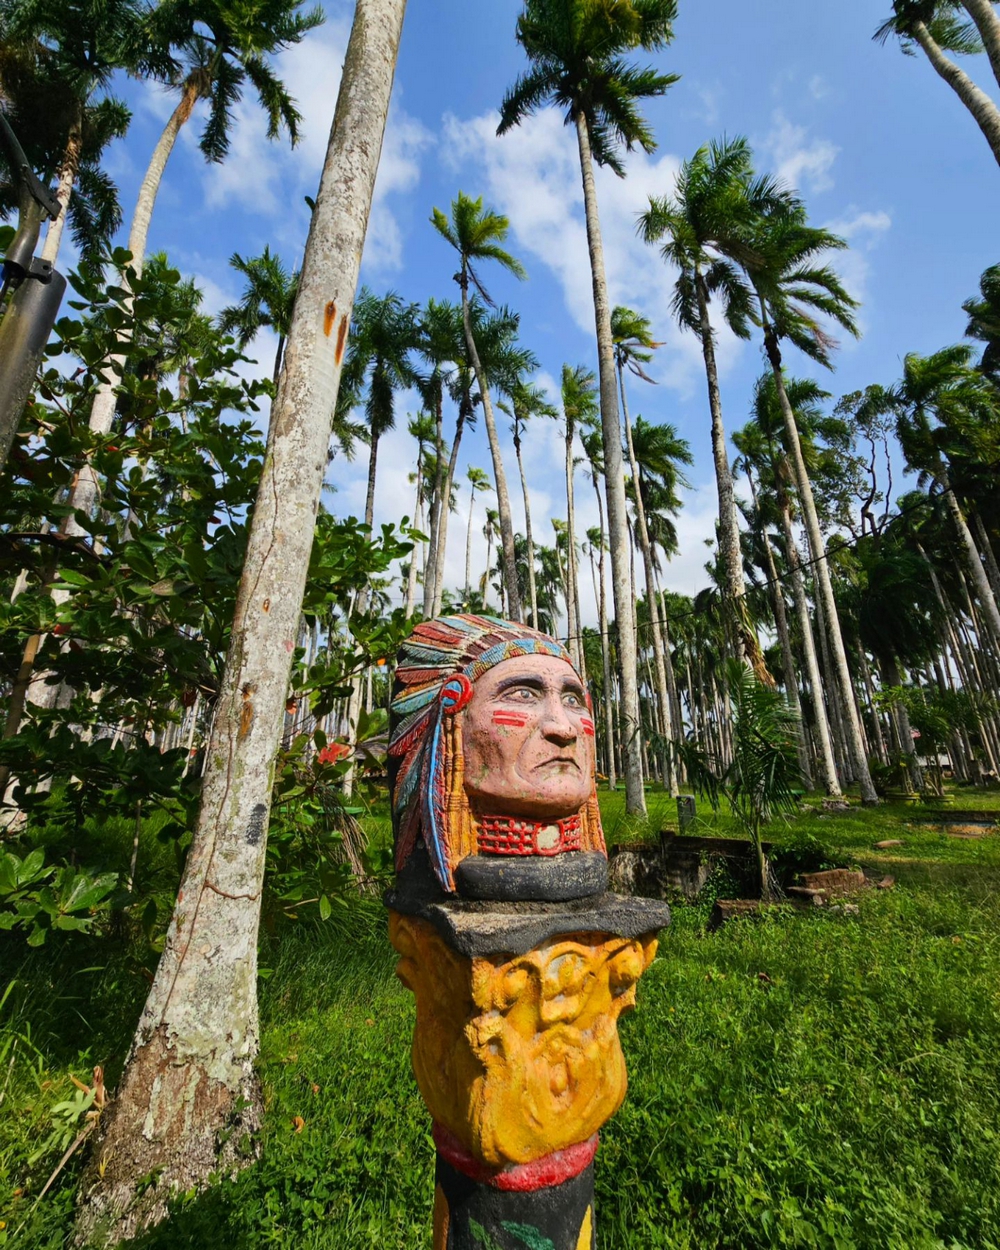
[462,654,595,818]
[390,912,658,1168]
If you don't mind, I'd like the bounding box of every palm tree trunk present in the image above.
[748,472,813,789]
[619,367,676,793]
[911,18,1000,167]
[465,491,476,601]
[74,4,409,1238]
[68,80,202,534]
[564,415,583,671]
[40,103,82,264]
[591,474,617,790]
[404,449,422,617]
[432,410,468,617]
[514,427,538,628]
[972,509,1000,602]
[364,433,379,531]
[939,467,1000,645]
[767,358,878,803]
[423,401,445,616]
[573,109,644,816]
[458,286,522,621]
[692,271,767,676]
[778,496,841,794]
[960,0,1000,89]
[857,646,889,766]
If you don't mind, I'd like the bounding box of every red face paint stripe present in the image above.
[581,718,595,736]
[492,712,528,726]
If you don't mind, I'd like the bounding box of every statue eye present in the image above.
[506,686,538,702]
[563,692,583,708]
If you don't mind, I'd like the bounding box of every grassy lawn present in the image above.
[3,791,1000,1247]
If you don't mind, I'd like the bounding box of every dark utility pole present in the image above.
[0,114,66,472]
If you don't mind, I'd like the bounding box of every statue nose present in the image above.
[540,697,577,743]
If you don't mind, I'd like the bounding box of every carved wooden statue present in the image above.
[386,614,669,1250]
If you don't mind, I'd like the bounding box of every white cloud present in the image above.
[822,208,892,328]
[194,21,433,274]
[809,75,829,102]
[442,106,746,397]
[761,111,839,195]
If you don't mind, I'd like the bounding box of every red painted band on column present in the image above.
[432,1123,598,1191]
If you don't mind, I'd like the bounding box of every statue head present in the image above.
[388,615,606,901]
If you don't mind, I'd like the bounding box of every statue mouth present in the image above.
[534,756,580,773]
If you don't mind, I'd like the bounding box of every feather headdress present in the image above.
[388,614,574,892]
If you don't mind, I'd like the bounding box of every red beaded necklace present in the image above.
[476,813,582,858]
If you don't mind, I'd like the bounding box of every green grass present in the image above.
[3,794,1000,1247]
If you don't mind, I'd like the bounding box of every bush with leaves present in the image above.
[676,659,802,898]
[0,254,418,944]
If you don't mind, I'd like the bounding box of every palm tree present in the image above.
[418,300,535,616]
[742,200,878,804]
[73,0,323,530]
[734,374,841,794]
[875,2,1000,167]
[75,0,408,1237]
[639,138,782,678]
[611,305,684,790]
[895,345,1000,646]
[507,377,556,628]
[963,262,1000,381]
[960,0,1000,87]
[482,506,502,611]
[431,191,526,621]
[404,412,435,617]
[0,0,149,263]
[219,246,298,386]
[0,31,130,267]
[464,466,493,601]
[338,287,420,536]
[629,413,692,785]
[498,0,679,814]
[559,363,597,672]
[581,425,618,788]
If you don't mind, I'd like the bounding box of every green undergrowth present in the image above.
[2,797,1000,1247]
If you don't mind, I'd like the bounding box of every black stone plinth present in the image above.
[455,851,608,902]
[386,845,670,956]
[434,1150,595,1250]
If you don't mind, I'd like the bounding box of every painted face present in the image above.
[462,654,594,818]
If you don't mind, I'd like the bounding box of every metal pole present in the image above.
[0,113,65,472]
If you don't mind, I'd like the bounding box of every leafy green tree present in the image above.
[499,0,680,813]
[431,191,526,621]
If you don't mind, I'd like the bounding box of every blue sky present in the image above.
[90,0,1000,621]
